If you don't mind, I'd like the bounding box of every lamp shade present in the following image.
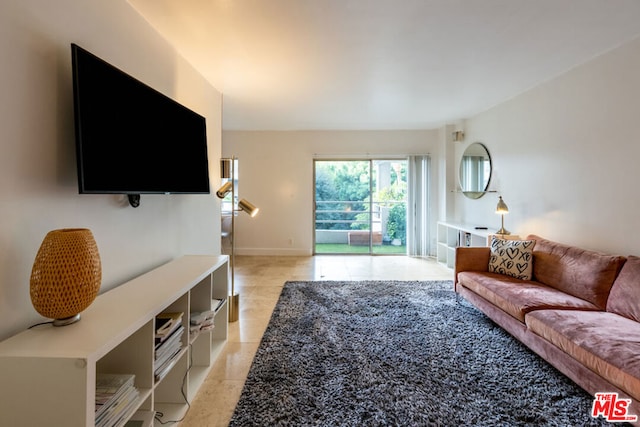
[216,181,233,199]
[496,196,509,214]
[30,228,102,325]
[238,199,259,217]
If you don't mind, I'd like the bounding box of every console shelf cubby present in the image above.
[0,255,229,427]
[436,222,493,268]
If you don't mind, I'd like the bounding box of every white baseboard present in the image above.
[234,247,313,256]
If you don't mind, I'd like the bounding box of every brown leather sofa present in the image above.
[455,235,640,422]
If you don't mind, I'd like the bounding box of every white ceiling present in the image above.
[129,0,640,131]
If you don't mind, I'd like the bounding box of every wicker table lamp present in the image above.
[30,228,102,326]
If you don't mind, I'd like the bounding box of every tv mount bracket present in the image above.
[128,194,141,208]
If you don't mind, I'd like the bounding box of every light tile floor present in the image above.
[178,255,453,426]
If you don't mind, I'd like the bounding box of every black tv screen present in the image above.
[71,43,210,195]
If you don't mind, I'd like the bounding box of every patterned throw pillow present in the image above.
[488,237,535,280]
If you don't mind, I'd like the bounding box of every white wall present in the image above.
[224,36,640,259]
[0,0,222,340]
[222,130,439,255]
[456,35,640,256]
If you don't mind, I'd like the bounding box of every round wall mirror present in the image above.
[459,142,492,199]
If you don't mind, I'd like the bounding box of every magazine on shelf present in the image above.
[155,333,183,367]
[96,387,139,427]
[154,346,183,382]
[155,312,183,345]
[154,323,184,382]
[154,324,184,352]
[95,373,134,409]
[95,373,139,427]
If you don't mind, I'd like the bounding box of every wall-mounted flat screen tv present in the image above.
[71,43,210,199]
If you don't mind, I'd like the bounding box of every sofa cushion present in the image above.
[457,271,600,322]
[607,255,640,322]
[527,235,626,310]
[488,238,535,280]
[526,309,640,402]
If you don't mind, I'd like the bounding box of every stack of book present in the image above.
[95,373,139,427]
[190,310,215,337]
[154,312,184,382]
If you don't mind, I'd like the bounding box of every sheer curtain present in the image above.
[406,155,430,257]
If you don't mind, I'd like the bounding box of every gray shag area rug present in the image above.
[229,280,610,426]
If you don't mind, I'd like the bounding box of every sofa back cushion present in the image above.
[607,255,640,321]
[527,235,626,309]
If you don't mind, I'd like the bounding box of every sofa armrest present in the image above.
[454,247,491,289]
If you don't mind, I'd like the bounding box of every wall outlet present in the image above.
[288,238,294,246]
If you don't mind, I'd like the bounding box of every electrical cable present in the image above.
[28,321,54,329]
[154,342,193,425]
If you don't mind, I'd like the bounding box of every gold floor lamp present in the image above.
[217,157,259,322]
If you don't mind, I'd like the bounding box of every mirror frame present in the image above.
[459,142,492,199]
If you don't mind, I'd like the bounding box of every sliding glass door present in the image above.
[371,159,407,255]
[314,159,407,255]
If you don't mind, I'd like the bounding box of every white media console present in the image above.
[436,221,520,268]
[436,222,494,268]
[0,255,229,427]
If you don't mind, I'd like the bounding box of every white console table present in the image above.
[0,255,229,427]
[436,222,495,269]
[437,222,520,268]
